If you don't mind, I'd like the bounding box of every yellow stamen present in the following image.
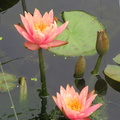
[35,22,47,32]
[67,98,81,111]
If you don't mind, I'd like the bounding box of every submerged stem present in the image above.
[38,48,48,96]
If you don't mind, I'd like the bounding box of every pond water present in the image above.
[0,0,120,120]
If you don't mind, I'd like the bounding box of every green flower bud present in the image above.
[74,56,86,78]
[96,30,109,56]
[19,77,26,86]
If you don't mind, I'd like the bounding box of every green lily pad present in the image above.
[0,83,16,92]
[0,72,17,92]
[104,65,120,82]
[0,73,17,82]
[49,11,105,56]
[113,54,120,64]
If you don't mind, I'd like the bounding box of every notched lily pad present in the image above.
[0,72,17,92]
[113,54,120,64]
[104,65,120,82]
[49,11,105,56]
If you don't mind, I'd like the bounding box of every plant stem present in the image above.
[21,0,28,13]
[40,97,48,120]
[92,55,103,75]
[38,48,48,96]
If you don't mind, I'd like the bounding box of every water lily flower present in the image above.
[52,85,102,120]
[14,9,68,50]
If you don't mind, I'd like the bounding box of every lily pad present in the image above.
[49,11,105,56]
[0,73,17,82]
[0,0,20,12]
[0,83,16,92]
[104,65,120,82]
[0,72,17,92]
[113,54,120,64]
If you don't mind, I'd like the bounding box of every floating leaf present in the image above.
[0,0,20,12]
[0,72,17,92]
[0,82,16,92]
[0,73,17,82]
[49,11,105,56]
[113,54,120,64]
[104,65,120,82]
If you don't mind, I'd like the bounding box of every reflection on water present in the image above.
[0,0,120,119]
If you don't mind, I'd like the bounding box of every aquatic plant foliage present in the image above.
[49,11,105,56]
[0,72,17,92]
[0,0,20,12]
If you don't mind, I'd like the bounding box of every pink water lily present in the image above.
[14,9,68,50]
[52,85,102,120]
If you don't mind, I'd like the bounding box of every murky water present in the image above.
[0,0,120,120]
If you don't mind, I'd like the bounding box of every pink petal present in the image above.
[33,30,45,44]
[25,11,33,21]
[33,8,42,20]
[56,21,69,35]
[14,24,26,35]
[22,31,35,43]
[47,40,68,47]
[72,118,90,120]
[71,118,90,120]
[24,12,34,35]
[14,24,34,43]
[62,106,78,119]
[66,84,71,92]
[39,44,51,49]
[39,40,68,49]
[43,11,52,24]
[24,41,40,50]
[69,86,76,94]
[87,90,95,99]
[84,94,97,110]
[84,103,103,117]
[49,9,54,23]
[52,93,63,111]
[79,86,88,109]
[44,32,57,43]
[56,94,65,110]
[43,25,54,37]
[60,86,66,96]
[20,14,32,35]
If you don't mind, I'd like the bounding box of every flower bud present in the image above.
[96,30,109,56]
[74,56,86,78]
[19,77,26,86]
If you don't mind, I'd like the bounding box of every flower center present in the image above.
[67,98,81,111]
[35,21,47,32]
